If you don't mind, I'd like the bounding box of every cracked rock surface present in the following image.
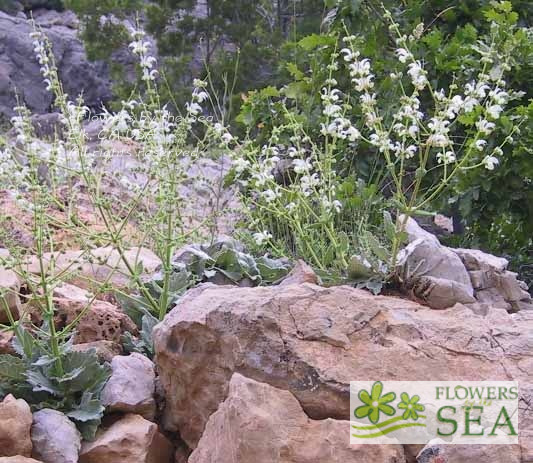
[153,282,533,451]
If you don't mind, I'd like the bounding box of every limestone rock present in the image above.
[0,249,21,324]
[279,260,319,286]
[79,414,173,463]
[51,296,136,345]
[189,373,405,463]
[101,353,156,420]
[398,217,474,309]
[453,248,509,272]
[0,395,32,457]
[24,247,161,291]
[31,409,81,463]
[0,458,43,463]
[416,441,521,463]
[0,330,14,355]
[0,10,111,119]
[153,283,532,448]
[72,340,122,362]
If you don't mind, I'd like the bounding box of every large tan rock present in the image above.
[0,249,21,324]
[0,395,32,457]
[24,247,161,290]
[79,414,173,463]
[189,373,405,462]
[153,283,533,449]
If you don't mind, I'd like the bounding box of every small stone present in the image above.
[72,340,122,362]
[31,409,81,463]
[101,353,156,420]
[0,395,33,457]
[279,260,319,286]
[79,414,173,463]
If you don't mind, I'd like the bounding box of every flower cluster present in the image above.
[129,27,158,82]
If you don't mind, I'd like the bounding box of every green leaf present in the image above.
[256,256,291,284]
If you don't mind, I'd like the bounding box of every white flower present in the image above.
[353,75,374,92]
[193,90,209,103]
[349,59,371,77]
[186,102,202,116]
[323,104,342,117]
[341,48,359,62]
[221,132,233,144]
[253,231,272,246]
[475,139,487,151]
[437,150,456,164]
[407,61,428,90]
[292,158,313,174]
[487,104,503,119]
[233,158,249,174]
[395,48,412,63]
[493,147,503,156]
[475,119,496,135]
[482,155,499,170]
[404,145,417,159]
[369,132,393,152]
[262,188,281,203]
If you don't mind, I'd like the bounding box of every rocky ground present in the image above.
[1,218,532,462]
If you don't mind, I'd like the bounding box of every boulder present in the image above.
[398,217,474,309]
[24,247,161,290]
[189,373,405,462]
[79,414,173,463]
[101,353,156,420]
[416,441,521,463]
[0,395,32,457]
[31,409,81,463]
[0,249,21,324]
[153,283,533,449]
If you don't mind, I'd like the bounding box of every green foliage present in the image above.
[0,327,111,440]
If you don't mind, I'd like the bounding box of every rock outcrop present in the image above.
[101,353,156,420]
[189,373,405,462]
[153,282,533,450]
[0,458,43,463]
[0,9,111,120]
[0,395,33,457]
[453,248,533,312]
[79,414,173,463]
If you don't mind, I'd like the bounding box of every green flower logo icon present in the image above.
[398,392,425,420]
[354,381,396,424]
